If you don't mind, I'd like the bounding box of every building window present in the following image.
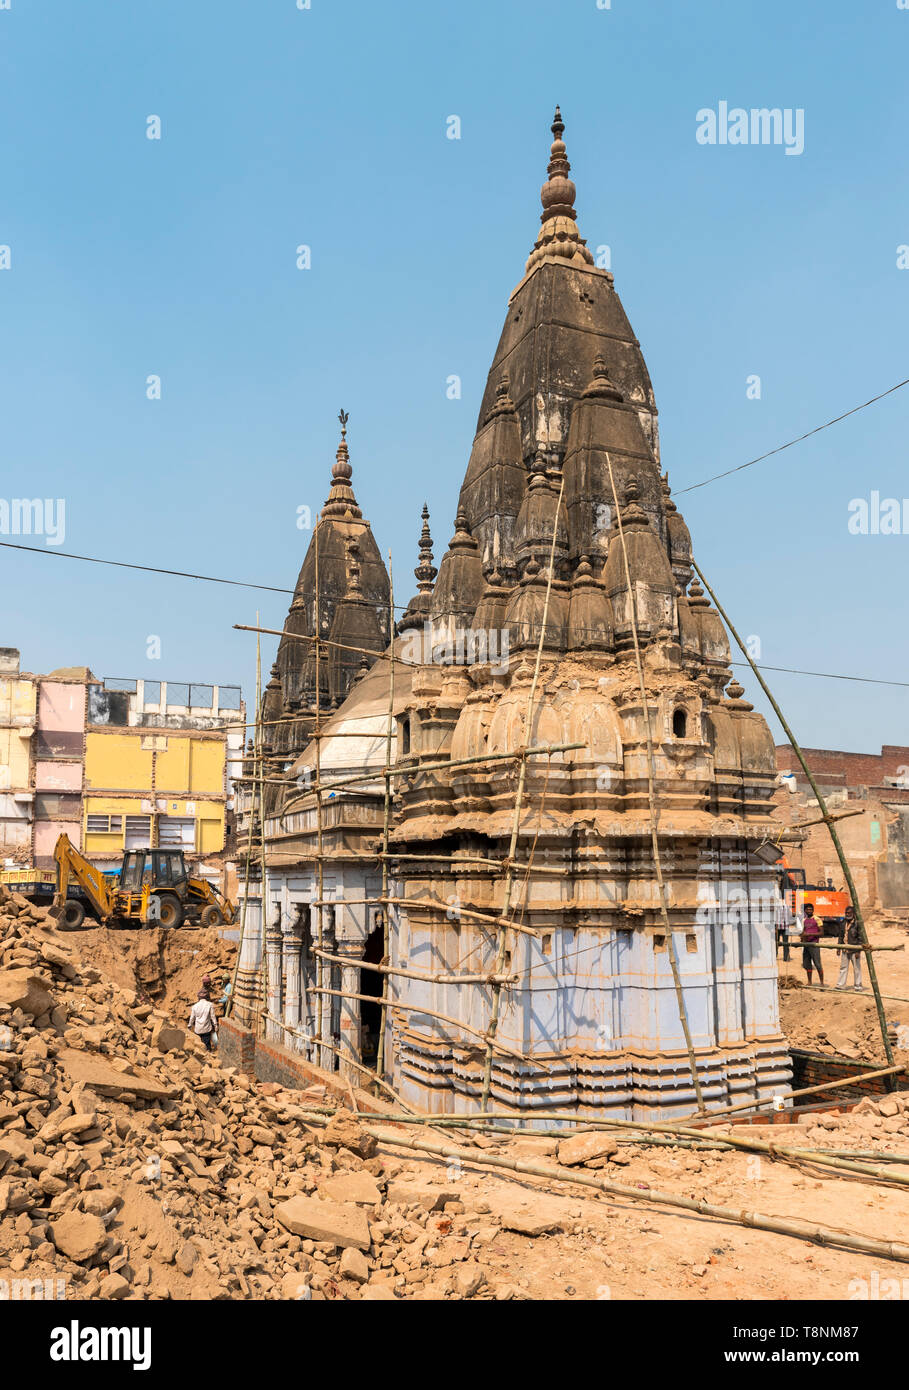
[124,815,152,849]
[86,814,123,834]
[400,716,411,757]
[672,708,687,738]
[158,816,196,849]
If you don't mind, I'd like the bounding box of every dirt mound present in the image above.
[56,920,236,1022]
[780,975,909,1062]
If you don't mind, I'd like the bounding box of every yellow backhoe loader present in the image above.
[51,834,236,930]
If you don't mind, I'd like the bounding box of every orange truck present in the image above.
[777,857,850,938]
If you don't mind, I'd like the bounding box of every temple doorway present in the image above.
[359,920,385,1068]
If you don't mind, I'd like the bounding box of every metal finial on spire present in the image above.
[551,105,564,139]
[332,409,353,482]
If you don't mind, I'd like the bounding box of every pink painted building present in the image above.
[32,676,89,865]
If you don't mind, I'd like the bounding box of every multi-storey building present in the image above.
[0,658,245,894]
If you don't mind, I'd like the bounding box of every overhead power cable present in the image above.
[731,661,909,691]
[676,376,909,494]
[0,540,295,596]
[4,538,908,690]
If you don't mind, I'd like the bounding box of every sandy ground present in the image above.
[365,1119,909,1301]
[60,920,236,1023]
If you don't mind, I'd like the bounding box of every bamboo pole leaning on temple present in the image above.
[377,553,395,1081]
[259,1011,416,1111]
[691,558,895,1072]
[225,645,263,1020]
[311,945,515,987]
[309,986,545,1067]
[313,520,329,1068]
[607,458,705,1113]
[480,473,566,1113]
[670,1062,907,1124]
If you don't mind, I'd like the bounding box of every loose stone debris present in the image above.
[4,882,909,1302]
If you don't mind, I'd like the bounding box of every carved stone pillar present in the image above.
[336,941,362,1082]
[282,908,306,1047]
[265,904,283,1043]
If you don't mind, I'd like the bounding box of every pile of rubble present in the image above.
[7,877,909,1303]
[0,883,594,1301]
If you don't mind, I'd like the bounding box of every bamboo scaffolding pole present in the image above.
[778,807,867,835]
[290,1099,909,1165]
[311,945,514,987]
[358,1110,909,1170]
[326,1121,909,1264]
[790,980,909,1005]
[692,558,896,1073]
[255,614,270,1023]
[480,473,566,1113]
[303,893,539,937]
[348,1103,909,1189]
[308,986,540,1066]
[795,940,904,951]
[378,851,570,878]
[377,554,395,1080]
[234,623,398,665]
[276,740,586,799]
[313,521,329,1069]
[671,1062,907,1123]
[606,458,705,1112]
[259,1010,416,1111]
[380,895,539,938]
[226,638,263,1020]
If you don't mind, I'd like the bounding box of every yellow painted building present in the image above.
[84,728,227,859]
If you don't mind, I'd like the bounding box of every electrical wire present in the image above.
[675,376,909,494]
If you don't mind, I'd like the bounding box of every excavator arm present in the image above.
[187,875,237,925]
[53,834,115,923]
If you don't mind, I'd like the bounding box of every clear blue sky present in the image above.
[1,0,906,753]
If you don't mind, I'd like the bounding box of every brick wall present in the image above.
[789,1048,907,1102]
[218,1016,255,1074]
[777,744,909,789]
[217,1018,382,1109]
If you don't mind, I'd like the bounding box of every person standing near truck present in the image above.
[835,905,864,990]
[800,902,824,986]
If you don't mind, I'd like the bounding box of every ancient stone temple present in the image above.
[234,109,790,1121]
[233,502,435,1048]
[381,109,789,1117]
[262,412,390,805]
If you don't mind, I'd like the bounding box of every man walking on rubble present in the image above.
[188,989,218,1050]
[835,905,864,991]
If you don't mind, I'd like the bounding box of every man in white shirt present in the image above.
[188,990,218,1050]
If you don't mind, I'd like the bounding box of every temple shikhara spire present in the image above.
[526,105,595,275]
[236,109,790,1123]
